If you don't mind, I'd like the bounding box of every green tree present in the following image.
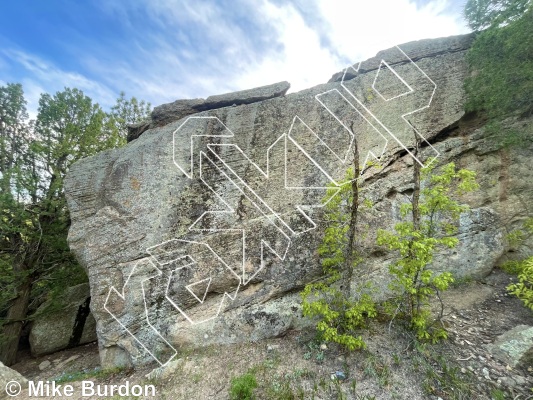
[0,86,123,365]
[464,0,531,31]
[464,0,532,146]
[110,91,151,137]
[465,3,533,116]
[301,134,378,351]
[0,84,36,363]
[377,160,479,341]
[300,170,377,351]
[35,88,123,188]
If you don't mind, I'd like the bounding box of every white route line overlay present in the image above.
[341,45,440,169]
[162,240,241,325]
[104,258,178,366]
[105,44,441,366]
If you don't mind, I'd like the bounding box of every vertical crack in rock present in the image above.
[68,296,91,348]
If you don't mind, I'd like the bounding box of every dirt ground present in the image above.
[9,268,533,400]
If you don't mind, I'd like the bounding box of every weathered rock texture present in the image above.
[65,33,533,368]
[29,283,97,356]
[0,362,27,399]
[126,120,151,142]
[487,325,533,370]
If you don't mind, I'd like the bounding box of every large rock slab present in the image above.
[29,283,97,356]
[149,81,290,130]
[150,97,205,129]
[202,80,290,109]
[0,362,27,399]
[64,33,532,367]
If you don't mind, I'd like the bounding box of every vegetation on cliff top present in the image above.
[464,0,532,147]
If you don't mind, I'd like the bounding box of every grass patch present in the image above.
[266,375,298,400]
[229,372,258,400]
[362,353,392,387]
[415,344,478,400]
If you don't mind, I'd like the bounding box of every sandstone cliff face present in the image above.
[64,33,533,368]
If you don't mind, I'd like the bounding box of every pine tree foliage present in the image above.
[110,91,151,136]
[464,0,531,31]
[464,0,533,132]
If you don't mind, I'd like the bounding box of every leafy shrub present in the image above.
[301,167,377,351]
[507,256,533,311]
[377,162,478,342]
[229,372,258,400]
[301,282,377,350]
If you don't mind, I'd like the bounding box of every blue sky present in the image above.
[0,0,470,117]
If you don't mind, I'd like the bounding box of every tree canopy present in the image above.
[464,0,532,30]
[110,91,151,136]
[464,0,533,127]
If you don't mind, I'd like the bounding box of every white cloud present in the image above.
[2,0,471,114]
[82,0,264,103]
[82,0,470,107]
[232,1,343,93]
[315,0,469,62]
[222,0,470,94]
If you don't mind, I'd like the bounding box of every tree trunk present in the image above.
[405,120,422,231]
[410,126,422,317]
[0,277,31,366]
[412,148,421,231]
[0,228,37,366]
[344,125,360,298]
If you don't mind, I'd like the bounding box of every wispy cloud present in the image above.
[234,0,344,92]
[315,0,469,62]
[0,48,118,117]
[91,0,469,98]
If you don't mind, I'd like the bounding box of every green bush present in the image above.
[301,167,377,351]
[507,256,533,311]
[377,162,478,342]
[301,282,377,350]
[229,372,258,400]
[502,218,533,310]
